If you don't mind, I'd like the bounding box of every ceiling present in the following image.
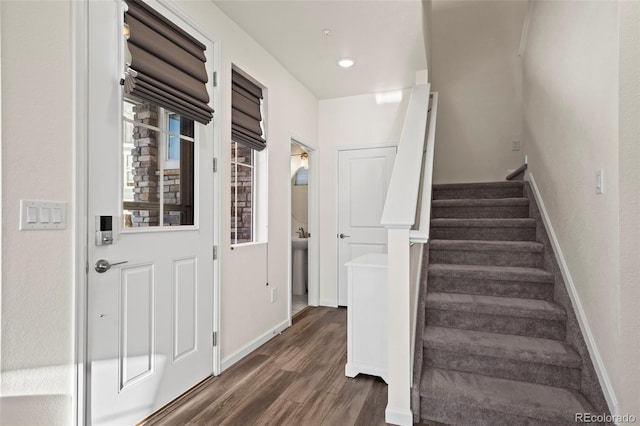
[213,0,427,100]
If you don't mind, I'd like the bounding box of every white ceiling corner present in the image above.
[213,0,427,100]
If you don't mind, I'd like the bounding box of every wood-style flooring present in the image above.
[140,306,442,426]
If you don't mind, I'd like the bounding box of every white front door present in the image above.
[87,2,215,424]
[337,147,396,306]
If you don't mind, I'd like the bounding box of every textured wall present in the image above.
[617,0,640,418]
[431,0,527,184]
[1,1,73,424]
[522,0,620,415]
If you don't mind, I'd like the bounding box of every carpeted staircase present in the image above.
[415,181,607,425]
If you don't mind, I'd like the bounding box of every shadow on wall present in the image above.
[1,395,71,425]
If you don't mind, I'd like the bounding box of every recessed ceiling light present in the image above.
[337,58,355,68]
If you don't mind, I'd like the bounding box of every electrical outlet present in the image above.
[271,288,277,303]
[595,169,604,194]
[511,140,521,151]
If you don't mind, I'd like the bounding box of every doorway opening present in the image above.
[289,139,318,318]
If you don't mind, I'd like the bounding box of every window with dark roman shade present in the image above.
[232,70,266,151]
[123,0,214,125]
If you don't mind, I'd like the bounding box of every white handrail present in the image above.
[380,84,431,228]
[382,83,434,426]
[410,92,438,243]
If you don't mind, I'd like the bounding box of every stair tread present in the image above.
[423,326,580,367]
[433,181,524,190]
[432,197,529,207]
[426,292,566,320]
[419,367,593,423]
[431,218,536,228]
[428,263,554,283]
[430,239,544,252]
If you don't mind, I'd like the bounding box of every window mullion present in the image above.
[158,109,166,226]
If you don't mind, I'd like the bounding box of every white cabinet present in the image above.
[344,253,388,383]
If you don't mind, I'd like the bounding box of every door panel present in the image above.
[337,147,396,306]
[120,264,155,390]
[87,2,215,424]
[173,257,197,361]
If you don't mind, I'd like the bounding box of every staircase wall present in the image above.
[523,182,610,415]
[522,0,622,415]
[430,0,527,184]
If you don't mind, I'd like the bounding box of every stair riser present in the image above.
[430,226,536,241]
[428,276,554,301]
[433,186,524,200]
[427,309,565,340]
[420,395,584,426]
[430,249,543,268]
[432,205,529,219]
[424,348,581,390]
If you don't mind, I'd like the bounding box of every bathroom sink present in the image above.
[292,237,308,250]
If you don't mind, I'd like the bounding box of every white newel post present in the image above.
[385,227,413,426]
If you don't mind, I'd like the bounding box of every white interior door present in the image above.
[87,2,215,425]
[337,147,396,306]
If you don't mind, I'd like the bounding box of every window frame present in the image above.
[229,68,268,247]
[121,96,198,232]
[230,141,257,246]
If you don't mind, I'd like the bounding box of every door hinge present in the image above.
[212,331,218,347]
[85,261,89,275]
[213,157,217,173]
[213,245,217,260]
[213,71,218,87]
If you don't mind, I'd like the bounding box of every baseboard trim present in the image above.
[220,319,290,372]
[385,406,413,426]
[527,173,619,416]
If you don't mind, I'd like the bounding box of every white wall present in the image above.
[1,1,74,424]
[616,0,640,418]
[522,0,622,415]
[431,0,526,184]
[318,90,410,305]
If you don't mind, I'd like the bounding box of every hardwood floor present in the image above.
[140,307,443,426]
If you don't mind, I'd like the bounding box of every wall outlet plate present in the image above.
[512,140,521,151]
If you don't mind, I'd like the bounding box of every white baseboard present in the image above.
[527,173,619,416]
[220,319,290,372]
[385,406,413,426]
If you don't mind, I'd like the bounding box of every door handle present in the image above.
[94,259,128,273]
[338,233,351,239]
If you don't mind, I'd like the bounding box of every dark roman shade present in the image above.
[123,0,214,125]
[232,70,266,151]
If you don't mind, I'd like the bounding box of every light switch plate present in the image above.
[20,200,67,230]
[595,169,604,194]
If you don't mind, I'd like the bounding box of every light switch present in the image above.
[20,200,67,230]
[52,208,62,223]
[27,206,38,223]
[595,169,604,194]
[40,208,51,223]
